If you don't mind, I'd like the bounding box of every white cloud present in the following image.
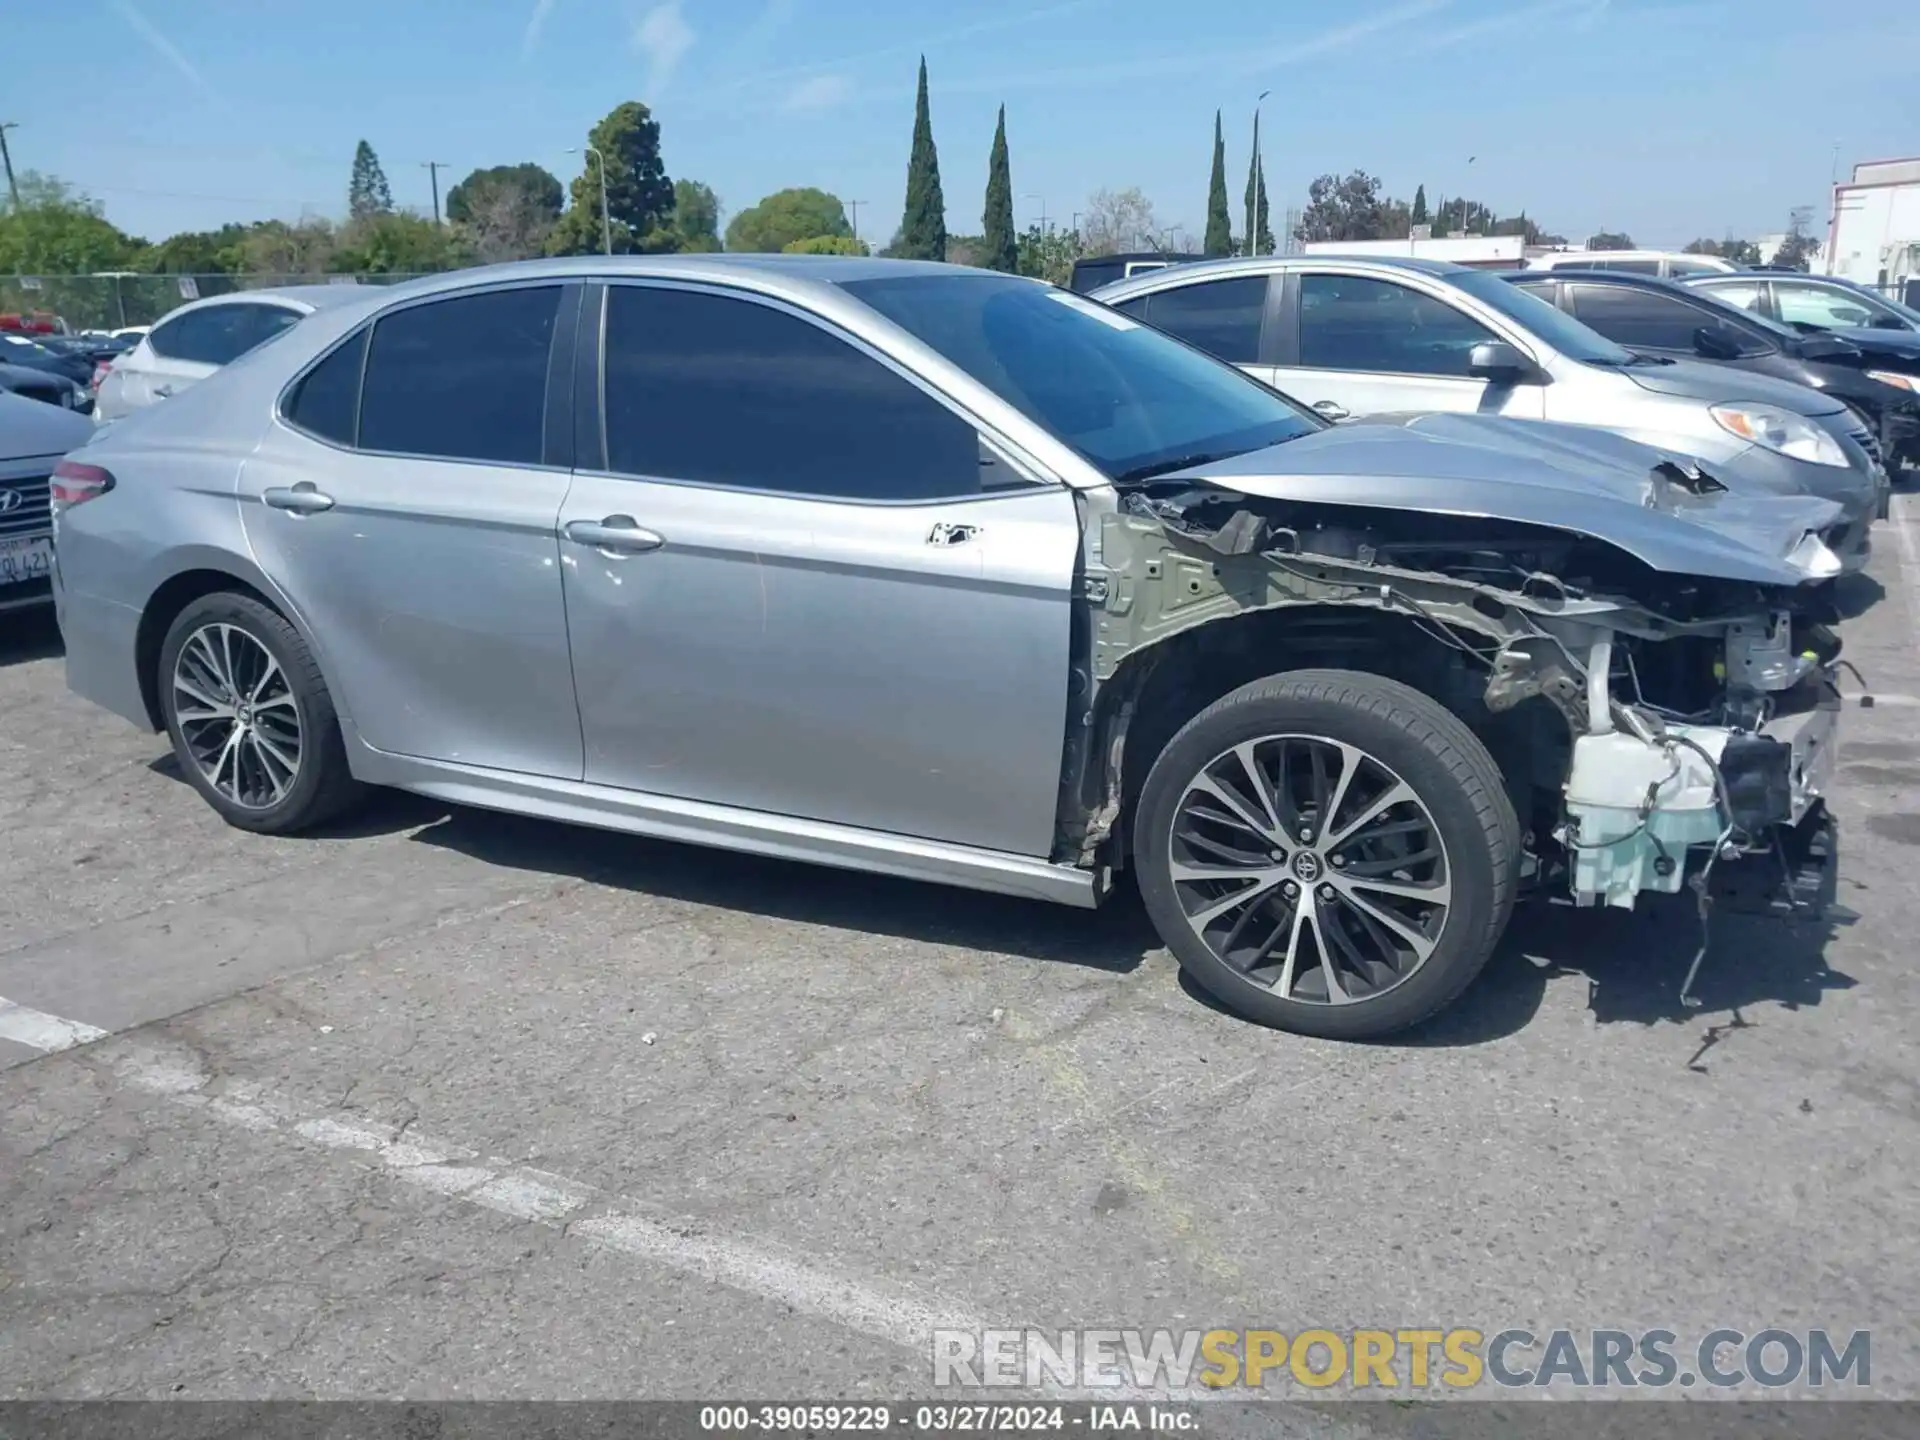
[522,0,559,58]
[783,73,853,113]
[634,3,696,95]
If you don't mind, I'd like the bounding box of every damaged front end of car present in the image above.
[1058,443,1845,1007]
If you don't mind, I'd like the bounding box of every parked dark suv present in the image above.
[1501,269,1919,474]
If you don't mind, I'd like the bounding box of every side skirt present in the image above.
[349,745,1102,909]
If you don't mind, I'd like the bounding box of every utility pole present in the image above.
[0,123,20,211]
[1023,193,1048,232]
[847,199,864,246]
[421,161,448,225]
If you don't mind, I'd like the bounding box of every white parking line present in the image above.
[0,996,108,1052]
[5,1011,1199,1403]
[1891,493,1920,631]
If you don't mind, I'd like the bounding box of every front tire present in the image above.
[158,592,364,834]
[1135,670,1519,1040]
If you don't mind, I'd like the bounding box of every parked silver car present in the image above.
[1,391,94,613]
[1092,257,1885,569]
[55,257,1846,1038]
[94,284,364,422]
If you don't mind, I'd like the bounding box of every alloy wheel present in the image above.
[1168,734,1452,1005]
[171,623,303,810]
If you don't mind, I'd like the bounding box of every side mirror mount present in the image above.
[1692,325,1742,361]
[1467,340,1540,383]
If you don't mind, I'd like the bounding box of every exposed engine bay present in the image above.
[1062,478,1843,1006]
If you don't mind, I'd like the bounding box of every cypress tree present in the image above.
[1411,184,1429,226]
[899,57,948,262]
[982,106,1015,272]
[348,140,394,219]
[1203,111,1231,257]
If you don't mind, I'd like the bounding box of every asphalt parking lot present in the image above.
[2,506,1918,1416]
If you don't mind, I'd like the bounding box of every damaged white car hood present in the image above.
[1167,420,1844,589]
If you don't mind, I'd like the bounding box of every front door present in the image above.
[1272,271,1547,421]
[241,282,583,778]
[558,281,1081,858]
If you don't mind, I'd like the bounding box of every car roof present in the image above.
[1089,252,1469,301]
[157,284,370,324]
[282,255,1039,334]
[1494,268,1707,296]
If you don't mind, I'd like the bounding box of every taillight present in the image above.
[50,459,115,515]
[91,360,113,390]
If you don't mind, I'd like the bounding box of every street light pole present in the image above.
[847,199,865,246]
[1023,193,1048,232]
[569,146,613,255]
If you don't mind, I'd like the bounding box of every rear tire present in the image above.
[1135,669,1519,1040]
[158,592,365,834]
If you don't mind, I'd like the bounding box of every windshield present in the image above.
[1453,270,1637,366]
[0,334,57,361]
[840,273,1320,482]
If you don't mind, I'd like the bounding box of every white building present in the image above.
[1825,157,1920,289]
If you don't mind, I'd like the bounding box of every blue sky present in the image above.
[10,0,1916,249]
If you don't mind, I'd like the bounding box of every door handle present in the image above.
[152,384,174,398]
[1311,400,1350,421]
[564,516,664,555]
[926,521,980,547]
[262,483,335,515]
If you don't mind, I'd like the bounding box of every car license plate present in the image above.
[0,535,52,587]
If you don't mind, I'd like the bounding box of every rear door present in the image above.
[241,281,584,778]
[1276,271,1546,420]
[556,280,1081,857]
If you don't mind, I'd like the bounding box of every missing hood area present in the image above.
[1063,480,1843,1007]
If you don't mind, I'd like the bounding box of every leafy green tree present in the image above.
[726,188,850,252]
[1430,193,1449,238]
[672,179,723,252]
[548,102,679,255]
[981,106,1016,273]
[783,235,869,256]
[238,218,340,277]
[1685,236,1762,266]
[0,172,140,274]
[1411,185,1429,227]
[1294,171,1390,245]
[1773,209,1817,271]
[1016,223,1082,286]
[348,141,394,219]
[1204,112,1232,257]
[334,212,465,274]
[1587,230,1634,250]
[445,164,562,225]
[137,224,249,276]
[897,56,947,261]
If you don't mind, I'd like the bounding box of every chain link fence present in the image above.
[1,273,445,333]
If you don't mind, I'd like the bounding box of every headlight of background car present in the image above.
[1865,370,1920,393]
[1710,403,1849,468]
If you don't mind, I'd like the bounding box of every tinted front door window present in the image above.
[357,285,560,464]
[1135,277,1267,363]
[602,285,980,501]
[1567,284,1715,351]
[1297,275,1495,376]
[150,305,262,365]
